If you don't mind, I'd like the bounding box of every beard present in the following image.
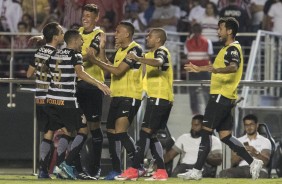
[219,37,227,45]
[190,129,201,138]
[247,131,256,136]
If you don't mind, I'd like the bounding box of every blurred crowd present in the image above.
[0,0,281,78]
[1,0,282,44]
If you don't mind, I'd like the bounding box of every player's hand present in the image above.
[184,63,200,72]
[86,48,98,63]
[28,35,44,47]
[207,64,215,72]
[126,51,139,61]
[97,83,111,95]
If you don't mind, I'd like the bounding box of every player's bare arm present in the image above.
[126,52,163,67]
[86,48,129,77]
[212,62,238,74]
[75,65,111,95]
[184,63,213,73]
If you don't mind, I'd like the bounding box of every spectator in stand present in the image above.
[149,0,181,67]
[0,0,23,32]
[138,0,155,26]
[21,13,39,33]
[188,0,206,25]
[0,34,10,48]
[249,0,267,32]
[184,23,213,115]
[123,1,141,29]
[261,0,276,30]
[123,0,148,46]
[199,2,219,43]
[266,0,282,33]
[100,12,115,50]
[219,0,250,32]
[217,0,252,16]
[21,0,49,26]
[164,115,222,177]
[59,0,84,29]
[219,114,271,178]
[14,21,30,49]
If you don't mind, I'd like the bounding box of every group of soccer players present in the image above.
[27,3,174,181]
[27,2,264,181]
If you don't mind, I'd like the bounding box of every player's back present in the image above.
[46,48,83,108]
[33,45,56,103]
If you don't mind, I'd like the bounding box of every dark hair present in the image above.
[64,29,80,44]
[42,22,60,43]
[243,114,258,124]
[206,2,218,16]
[83,4,99,15]
[17,21,28,29]
[151,28,167,44]
[192,114,204,123]
[22,13,35,27]
[192,23,202,34]
[119,21,135,36]
[218,17,239,37]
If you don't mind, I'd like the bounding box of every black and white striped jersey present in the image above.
[30,45,56,105]
[46,48,83,108]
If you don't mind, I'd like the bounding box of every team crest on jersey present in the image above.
[95,35,100,41]
[231,50,238,57]
[157,50,165,56]
[131,49,137,55]
[81,114,87,124]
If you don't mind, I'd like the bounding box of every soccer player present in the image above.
[87,21,143,180]
[26,22,64,179]
[27,4,107,178]
[76,4,106,178]
[114,28,174,181]
[46,29,110,180]
[180,17,263,180]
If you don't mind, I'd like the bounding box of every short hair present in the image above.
[243,114,258,124]
[42,22,60,43]
[83,4,99,15]
[17,21,28,28]
[64,29,80,44]
[192,114,204,123]
[192,23,202,34]
[151,28,167,44]
[218,17,239,38]
[119,21,135,36]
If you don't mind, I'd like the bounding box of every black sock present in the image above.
[116,132,136,161]
[150,137,165,169]
[194,129,212,170]
[73,154,83,173]
[107,132,122,173]
[133,130,151,169]
[91,128,103,168]
[56,134,71,166]
[65,133,87,166]
[39,139,53,172]
[221,134,254,164]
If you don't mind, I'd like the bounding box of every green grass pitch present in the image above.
[0,175,282,184]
